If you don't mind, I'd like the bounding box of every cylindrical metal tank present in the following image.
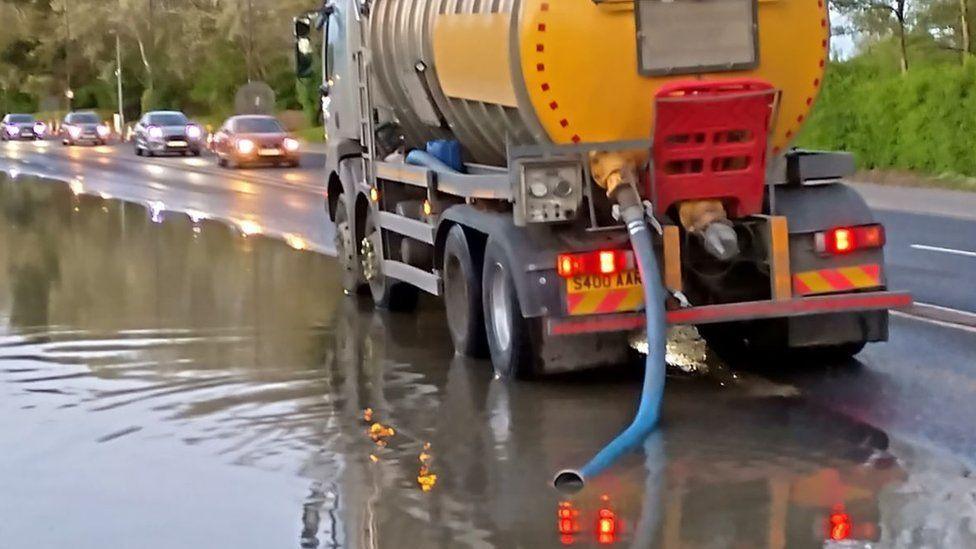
[369,0,829,166]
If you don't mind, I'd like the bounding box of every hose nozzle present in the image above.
[553,469,586,494]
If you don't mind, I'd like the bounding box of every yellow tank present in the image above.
[370,0,828,165]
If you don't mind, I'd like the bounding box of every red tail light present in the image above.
[597,508,618,544]
[828,510,852,541]
[556,250,630,278]
[557,502,579,545]
[816,224,886,255]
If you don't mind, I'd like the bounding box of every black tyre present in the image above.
[134,144,142,156]
[217,156,227,168]
[482,238,540,379]
[192,148,201,157]
[443,225,488,358]
[362,208,418,311]
[334,199,366,295]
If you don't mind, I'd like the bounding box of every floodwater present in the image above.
[0,176,972,548]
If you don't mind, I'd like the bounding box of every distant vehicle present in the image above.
[212,115,301,169]
[1,114,45,141]
[60,111,111,146]
[132,111,203,157]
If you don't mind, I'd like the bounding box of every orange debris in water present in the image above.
[368,422,395,443]
[417,442,438,492]
[362,408,373,422]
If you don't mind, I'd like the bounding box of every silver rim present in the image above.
[361,233,380,283]
[336,219,353,272]
[445,256,467,329]
[488,262,512,352]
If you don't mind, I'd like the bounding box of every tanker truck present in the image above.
[293,0,911,378]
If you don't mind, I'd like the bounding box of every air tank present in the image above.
[369,0,829,166]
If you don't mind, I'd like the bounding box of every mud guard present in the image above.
[775,182,888,347]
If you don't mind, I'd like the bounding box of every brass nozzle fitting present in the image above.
[589,150,648,196]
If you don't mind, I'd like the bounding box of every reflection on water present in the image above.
[0,176,967,548]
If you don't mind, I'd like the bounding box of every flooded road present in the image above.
[0,176,974,548]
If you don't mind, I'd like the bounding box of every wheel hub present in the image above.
[361,234,380,282]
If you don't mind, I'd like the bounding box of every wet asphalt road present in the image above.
[0,141,975,548]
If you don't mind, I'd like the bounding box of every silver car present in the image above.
[133,111,203,157]
[1,114,46,141]
[60,111,111,146]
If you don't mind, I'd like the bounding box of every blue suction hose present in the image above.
[553,185,668,494]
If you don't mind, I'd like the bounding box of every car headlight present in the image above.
[148,126,163,139]
[514,158,583,225]
[97,125,110,137]
[68,125,82,139]
[186,125,202,140]
[283,138,300,152]
[6,126,18,136]
[33,122,46,134]
[236,138,256,155]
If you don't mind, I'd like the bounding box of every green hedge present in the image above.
[799,62,976,177]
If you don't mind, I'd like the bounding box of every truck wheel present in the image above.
[443,225,488,357]
[361,209,419,311]
[334,199,366,295]
[482,238,540,379]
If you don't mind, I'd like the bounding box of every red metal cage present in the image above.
[650,79,778,218]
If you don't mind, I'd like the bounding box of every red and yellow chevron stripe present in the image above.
[793,264,882,296]
[566,286,644,316]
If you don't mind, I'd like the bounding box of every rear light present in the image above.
[557,501,579,545]
[828,509,852,541]
[815,224,886,255]
[596,508,618,545]
[556,250,630,278]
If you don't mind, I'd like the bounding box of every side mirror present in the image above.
[294,16,314,79]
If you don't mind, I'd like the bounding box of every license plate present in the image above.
[168,140,188,147]
[566,270,644,316]
[567,271,643,294]
[259,148,282,156]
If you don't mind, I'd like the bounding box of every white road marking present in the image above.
[892,310,976,335]
[914,301,976,321]
[892,301,976,335]
[911,244,976,258]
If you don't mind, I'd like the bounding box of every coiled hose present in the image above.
[553,185,668,493]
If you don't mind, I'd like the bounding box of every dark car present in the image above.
[60,111,111,146]
[133,111,203,157]
[212,115,301,169]
[1,114,46,141]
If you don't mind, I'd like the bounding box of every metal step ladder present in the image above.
[354,17,377,189]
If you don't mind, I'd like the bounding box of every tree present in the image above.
[834,0,913,73]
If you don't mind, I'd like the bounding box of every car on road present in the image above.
[132,111,203,157]
[1,114,45,141]
[60,111,111,146]
[212,115,301,169]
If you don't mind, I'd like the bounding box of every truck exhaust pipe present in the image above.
[554,180,668,494]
